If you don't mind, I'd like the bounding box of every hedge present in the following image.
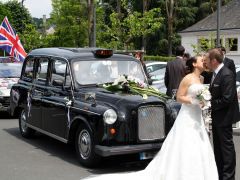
[144,55,175,62]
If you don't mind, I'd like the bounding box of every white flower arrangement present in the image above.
[196,86,211,110]
[196,86,212,133]
[102,74,169,101]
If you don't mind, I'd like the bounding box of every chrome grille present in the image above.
[138,105,165,141]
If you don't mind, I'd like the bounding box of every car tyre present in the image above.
[19,109,35,138]
[75,124,101,167]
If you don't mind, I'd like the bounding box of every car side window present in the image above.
[22,58,35,81]
[236,70,240,82]
[51,59,70,87]
[36,58,49,82]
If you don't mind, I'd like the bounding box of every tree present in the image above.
[0,2,11,22]
[97,0,163,51]
[51,0,88,47]
[164,0,197,56]
[20,23,41,52]
[4,0,32,34]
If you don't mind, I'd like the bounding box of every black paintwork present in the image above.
[10,47,179,159]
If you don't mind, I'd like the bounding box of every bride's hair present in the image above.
[186,56,197,73]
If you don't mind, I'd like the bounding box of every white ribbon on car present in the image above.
[65,98,72,128]
[27,91,32,117]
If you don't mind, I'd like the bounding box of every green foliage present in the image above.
[4,0,32,34]
[191,33,217,55]
[97,4,163,50]
[50,0,88,47]
[19,23,41,52]
[0,2,11,22]
[144,55,175,62]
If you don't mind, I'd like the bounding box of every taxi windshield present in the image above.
[72,59,146,85]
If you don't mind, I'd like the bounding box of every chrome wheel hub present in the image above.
[78,129,91,159]
[20,111,27,133]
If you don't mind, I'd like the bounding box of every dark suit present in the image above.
[223,57,236,80]
[164,57,186,97]
[201,71,213,84]
[210,66,239,180]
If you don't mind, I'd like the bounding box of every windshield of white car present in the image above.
[0,63,22,78]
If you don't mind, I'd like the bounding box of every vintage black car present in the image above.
[10,48,179,167]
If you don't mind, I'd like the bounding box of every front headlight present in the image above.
[103,109,117,124]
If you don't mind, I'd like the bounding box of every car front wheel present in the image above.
[19,109,35,138]
[75,124,101,167]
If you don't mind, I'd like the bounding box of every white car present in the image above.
[146,61,167,93]
[0,57,22,113]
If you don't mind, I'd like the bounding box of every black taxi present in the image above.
[9,48,179,167]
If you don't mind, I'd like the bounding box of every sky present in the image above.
[2,0,53,18]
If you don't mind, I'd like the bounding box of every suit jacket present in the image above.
[210,66,239,127]
[201,71,213,84]
[223,57,236,80]
[164,57,186,97]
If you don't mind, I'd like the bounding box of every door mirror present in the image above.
[148,78,153,85]
[52,79,64,87]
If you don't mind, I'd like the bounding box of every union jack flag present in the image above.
[0,16,27,62]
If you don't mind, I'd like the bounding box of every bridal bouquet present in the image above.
[196,86,212,132]
[196,86,211,110]
[101,75,169,101]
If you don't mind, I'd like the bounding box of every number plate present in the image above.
[139,151,156,160]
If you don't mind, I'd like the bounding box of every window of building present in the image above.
[225,38,238,52]
[197,38,211,51]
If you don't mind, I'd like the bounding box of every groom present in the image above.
[205,48,239,180]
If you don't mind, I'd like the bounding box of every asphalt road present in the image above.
[0,113,239,180]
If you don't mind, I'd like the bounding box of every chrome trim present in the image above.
[27,124,68,143]
[71,106,100,115]
[138,105,165,141]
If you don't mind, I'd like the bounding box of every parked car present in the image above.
[0,57,22,113]
[10,48,179,167]
[146,61,167,93]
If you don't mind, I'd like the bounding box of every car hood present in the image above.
[75,87,166,109]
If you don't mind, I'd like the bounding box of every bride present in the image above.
[83,55,218,180]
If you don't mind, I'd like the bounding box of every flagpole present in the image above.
[216,0,221,47]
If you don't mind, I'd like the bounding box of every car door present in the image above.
[41,58,71,139]
[19,57,41,128]
[27,57,50,129]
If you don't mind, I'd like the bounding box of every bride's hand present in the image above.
[199,101,205,108]
[190,98,200,105]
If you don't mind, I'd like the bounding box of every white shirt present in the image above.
[214,63,224,76]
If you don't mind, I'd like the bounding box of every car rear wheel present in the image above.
[19,109,35,138]
[75,124,101,167]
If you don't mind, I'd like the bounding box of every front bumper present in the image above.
[0,96,10,112]
[95,143,162,157]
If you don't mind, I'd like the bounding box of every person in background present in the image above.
[135,51,150,79]
[164,45,186,98]
[220,46,236,80]
[183,52,190,62]
[201,53,213,84]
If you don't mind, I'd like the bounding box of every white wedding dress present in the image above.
[83,84,218,180]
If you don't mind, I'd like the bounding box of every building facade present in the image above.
[179,0,240,64]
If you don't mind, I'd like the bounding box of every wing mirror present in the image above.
[148,78,153,85]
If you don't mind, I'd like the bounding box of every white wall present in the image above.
[180,30,240,64]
